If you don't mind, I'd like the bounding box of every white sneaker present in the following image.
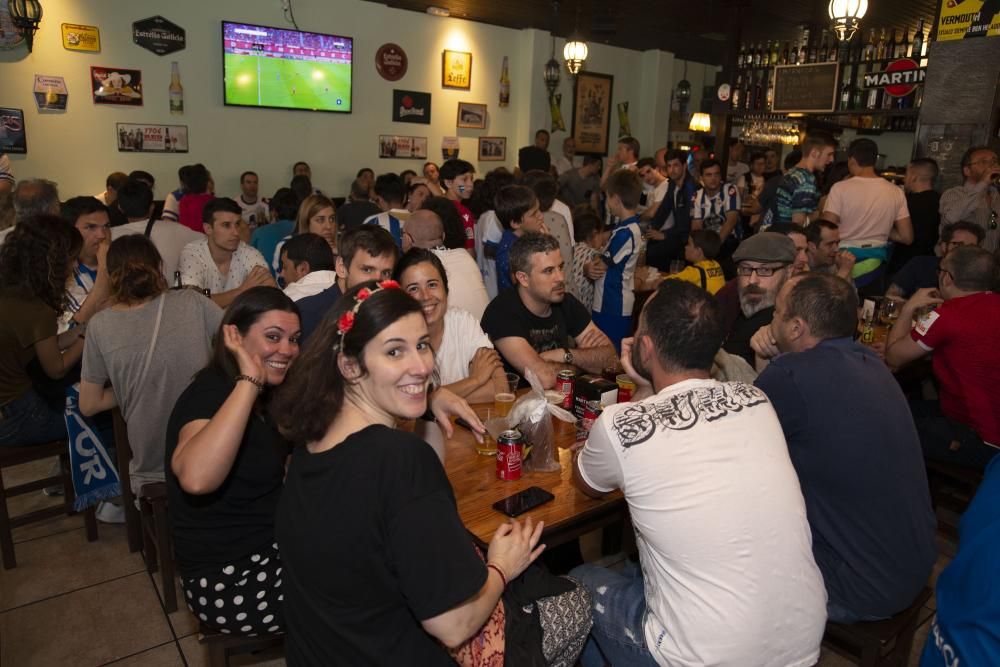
[96,501,126,524]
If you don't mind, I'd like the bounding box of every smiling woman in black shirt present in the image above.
[166,287,301,637]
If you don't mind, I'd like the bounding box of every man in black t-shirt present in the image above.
[481,233,616,389]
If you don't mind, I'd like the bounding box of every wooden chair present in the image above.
[822,587,932,667]
[112,408,177,612]
[198,622,284,667]
[925,460,983,540]
[0,440,98,569]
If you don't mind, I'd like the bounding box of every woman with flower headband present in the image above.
[165,286,301,637]
[272,280,592,666]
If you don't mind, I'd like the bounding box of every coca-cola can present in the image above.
[580,400,603,434]
[556,370,575,410]
[496,429,524,481]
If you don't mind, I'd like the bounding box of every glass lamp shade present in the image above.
[543,57,561,94]
[8,0,43,52]
[689,112,712,133]
[676,79,692,103]
[563,40,588,75]
[828,0,868,41]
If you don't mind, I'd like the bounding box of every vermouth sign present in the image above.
[862,58,926,97]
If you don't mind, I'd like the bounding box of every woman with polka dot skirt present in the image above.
[165,287,301,636]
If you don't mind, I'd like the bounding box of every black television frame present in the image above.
[221,20,354,114]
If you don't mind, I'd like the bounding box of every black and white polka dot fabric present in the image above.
[182,541,284,637]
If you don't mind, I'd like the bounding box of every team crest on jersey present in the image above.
[612,382,768,448]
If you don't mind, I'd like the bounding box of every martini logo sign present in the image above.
[863,59,926,97]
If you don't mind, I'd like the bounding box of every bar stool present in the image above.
[822,587,932,667]
[0,440,98,568]
[198,622,284,667]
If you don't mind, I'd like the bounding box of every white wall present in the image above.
[0,0,692,200]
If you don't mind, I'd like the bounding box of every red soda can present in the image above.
[580,400,603,434]
[556,370,576,410]
[496,429,524,481]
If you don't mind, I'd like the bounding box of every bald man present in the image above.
[404,210,489,318]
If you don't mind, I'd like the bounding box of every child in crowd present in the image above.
[592,170,643,352]
[493,185,546,292]
[439,159,477,253]
[569,208,608,311]
[667,229,726,295]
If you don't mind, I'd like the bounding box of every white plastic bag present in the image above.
[509,368,576,472]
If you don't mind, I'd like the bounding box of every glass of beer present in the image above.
[475,408,500,456]
[494,391,516,417]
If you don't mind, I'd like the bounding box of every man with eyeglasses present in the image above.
[940,146,1000,253]
[886,222,984,299]
[886,246,1000,471]
[722,233,797,367]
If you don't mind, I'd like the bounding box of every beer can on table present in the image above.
[496,429,524,481]
[556,370,576,410]
[616,374,636,403]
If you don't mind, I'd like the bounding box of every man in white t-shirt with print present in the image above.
[571,280,826,667]
[637,157,670,222]
[179,198,273,307]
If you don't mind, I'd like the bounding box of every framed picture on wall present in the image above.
[571,71,614,156]
[457,102,487,129]
[0,107,26,154]
[442,50,472,89]
[478,136,506,161]
[90,66,143,106]
[117,123,189,153]
[379,135,428,159]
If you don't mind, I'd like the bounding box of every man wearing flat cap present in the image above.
[722,232,797,366]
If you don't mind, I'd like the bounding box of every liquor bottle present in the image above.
[738,44,746,69]
[781,41,790,65]
[770,40,780,66]
[886,29,897,61]
[852,77,865,109]
[876,28,888,60]
[807,34,818,63]
[753,70,763,110]
[743,71,753,109]
[172,271,183,290]
[766,73,774,110]
[866,66,881,110]
[499,56,510,107]
[863,28,876,62]
[882,82,895,110]
[753,43,762,67]
[912,18,925,59]
[896,89,912,110]
[819,31,829,63]
[790,43,799,65]
[169,61,183,115]
[897,29,910,59]
[732,72,743,109]
[828,33,840,62]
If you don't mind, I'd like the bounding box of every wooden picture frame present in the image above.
[571,71,614,156]
[442,49,472,90]
[478,136,506,161]
[457,101,487,129]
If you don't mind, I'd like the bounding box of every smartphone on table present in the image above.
[492,486,555,518]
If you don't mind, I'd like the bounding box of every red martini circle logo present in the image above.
[883,59,922,97]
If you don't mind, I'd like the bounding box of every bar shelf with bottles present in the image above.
[730,19,929,132]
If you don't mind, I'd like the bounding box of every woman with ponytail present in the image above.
[79,234,222,494]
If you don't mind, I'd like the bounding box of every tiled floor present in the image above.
[1,455,953,666]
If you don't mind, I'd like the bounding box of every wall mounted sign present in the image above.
[117,123,188,153]
[0,107,26,154]
[375,43,408,81]
[457,102,487,129]
[61,23,101,52]
[862,58,926,97]
[34,75,69,111]
[132,16,186,56]
[392,89,431,124]
[379,135,428,159]
[717,83,731,102]
[442,50,472,90]
[549,93,565,132]
[442,136,460,160]
[571,71,614,156]
[91,67,144,106]
[478,136,506,161]
[937,0,1000,41]
[617,101,631,137]
[771,62,839,113]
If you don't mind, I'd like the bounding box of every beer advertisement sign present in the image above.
[392,90,431,124]
[91,67,143,106]
[937,0,1000,41]
[117,123,188,153]
[61,23,101,52]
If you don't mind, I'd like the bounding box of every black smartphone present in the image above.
[492,486,555,518]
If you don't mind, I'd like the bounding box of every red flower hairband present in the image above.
[335,279,401,348]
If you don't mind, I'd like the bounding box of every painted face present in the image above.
[407,184,431,213]
[666,159,686,183]
[205,211,242,253]
[400,261,448,327]
[701,165,722,193]
[521,249,566,305]
[308,206,337,248]
[518,201,545,232]
[809,226,840,268]
[239,310,301,386]
[341,249,396,290]
[241,174,259,199]
[354,312,435,422]
[736,261,789,317]
[448,172,474,200]
[74,210,110,266]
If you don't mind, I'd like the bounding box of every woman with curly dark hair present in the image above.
[0,215,85,446]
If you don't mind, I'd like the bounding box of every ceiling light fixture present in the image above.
[828,0,868,41]
[8,0,43,52]
[426,5,450,17]
[544,1,562,94]
[563,3,588,75]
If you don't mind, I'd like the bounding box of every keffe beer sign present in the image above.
[862,58,926,97]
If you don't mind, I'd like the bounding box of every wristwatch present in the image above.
[563,348,574,365]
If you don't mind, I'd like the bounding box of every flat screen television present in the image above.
[222,21,353,113]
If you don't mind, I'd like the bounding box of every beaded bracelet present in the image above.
[486,562,508,588]
[235,374,264,392]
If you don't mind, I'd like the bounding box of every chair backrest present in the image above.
[111,407,135,508]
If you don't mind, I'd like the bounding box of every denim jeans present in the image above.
[0,389,67,447]
[570,561,661,667]
[909,400,999,471]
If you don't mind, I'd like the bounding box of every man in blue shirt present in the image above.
[887,221,984,298]
[754,272,937,623]
[593,170,642,352]
[645,149,698,271]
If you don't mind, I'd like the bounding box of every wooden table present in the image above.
[443,409,627,549]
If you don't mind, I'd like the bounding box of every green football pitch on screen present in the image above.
[224,53,352,112]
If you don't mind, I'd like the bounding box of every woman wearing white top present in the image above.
[395,249,506,403]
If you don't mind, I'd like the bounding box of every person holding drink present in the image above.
[272,280,592,665]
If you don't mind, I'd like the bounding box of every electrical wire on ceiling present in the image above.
[283,0,301,30]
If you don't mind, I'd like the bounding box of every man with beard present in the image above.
[570,280,826,667]
[481,232,616,389]
[722,233,796,367]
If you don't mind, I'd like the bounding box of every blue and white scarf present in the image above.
[64,384,120,510]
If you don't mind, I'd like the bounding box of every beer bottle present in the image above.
[790,44,799,65]
[819,31,829,63]
[781,41,790,65]
[897,29,910,59]
[886,29,897,61]
[172,271,183,289]
[499,56,510,107]
[732,72,743,109]
[753,70,763,110]
[863,28,876,62]
[840,82,852,111]
[766,74,774,110]
[770,40,779,66]
[912,19,925,60]
[753,43,762,67]
[876,28,888,61]
[738,44,747,69]
[169,62,184,115]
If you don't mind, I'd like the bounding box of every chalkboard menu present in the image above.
[772,63,839,113]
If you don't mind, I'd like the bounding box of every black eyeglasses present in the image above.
[736,264,786,277]
[937,266,953,280]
